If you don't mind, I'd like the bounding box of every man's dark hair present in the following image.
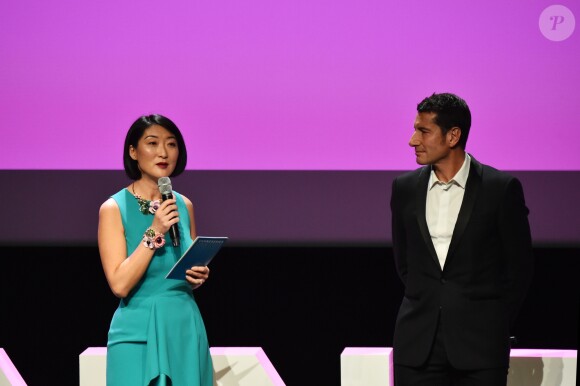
[417,93,471,149]
[123,114,188,180]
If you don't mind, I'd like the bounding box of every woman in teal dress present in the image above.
[98,114,214,386]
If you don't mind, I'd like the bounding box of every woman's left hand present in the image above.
[186,266,210,290]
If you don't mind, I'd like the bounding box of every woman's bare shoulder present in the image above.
[180,194,194,210]
[99,197,120,215]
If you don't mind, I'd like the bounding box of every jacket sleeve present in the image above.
[498,177,534,331]
[391,177,408,285]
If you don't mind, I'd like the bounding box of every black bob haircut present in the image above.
[123,114,188,180]
[417,93,471,150]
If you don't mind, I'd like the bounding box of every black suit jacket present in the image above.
[390,156,533,369]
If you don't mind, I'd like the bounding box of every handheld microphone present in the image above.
[158,177,180,247]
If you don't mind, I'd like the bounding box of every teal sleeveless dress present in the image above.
[106,188,214,386]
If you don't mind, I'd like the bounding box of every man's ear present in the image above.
[448,127,461,148]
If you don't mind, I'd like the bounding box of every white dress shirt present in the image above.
[426,153,471,269]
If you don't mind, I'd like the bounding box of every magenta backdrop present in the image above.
[1,1,578,170]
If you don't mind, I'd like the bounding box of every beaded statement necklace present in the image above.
[131,183,161,215]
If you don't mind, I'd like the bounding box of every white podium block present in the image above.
[341,347,393,386]
[508,349,577,386]
[79,348,107,386]
[210,347,285,386]
[79,347,285,386]
[0,348,27,386]
[340,347,577,386]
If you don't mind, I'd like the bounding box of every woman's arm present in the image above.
[183,195,210,289]
[98,197,180,298]
[184,195,197,240]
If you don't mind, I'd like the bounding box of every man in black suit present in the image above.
[390,93,533,386]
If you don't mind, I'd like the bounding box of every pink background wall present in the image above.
[1,1,578,170]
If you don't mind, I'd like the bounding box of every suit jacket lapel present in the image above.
[415,166,440,269]
[444,156,483,268]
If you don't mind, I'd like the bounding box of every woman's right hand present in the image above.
[150,198,179,234]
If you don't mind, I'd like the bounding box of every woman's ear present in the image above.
[129,145,137,160]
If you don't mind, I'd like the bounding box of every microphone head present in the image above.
[158,177,173,195]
